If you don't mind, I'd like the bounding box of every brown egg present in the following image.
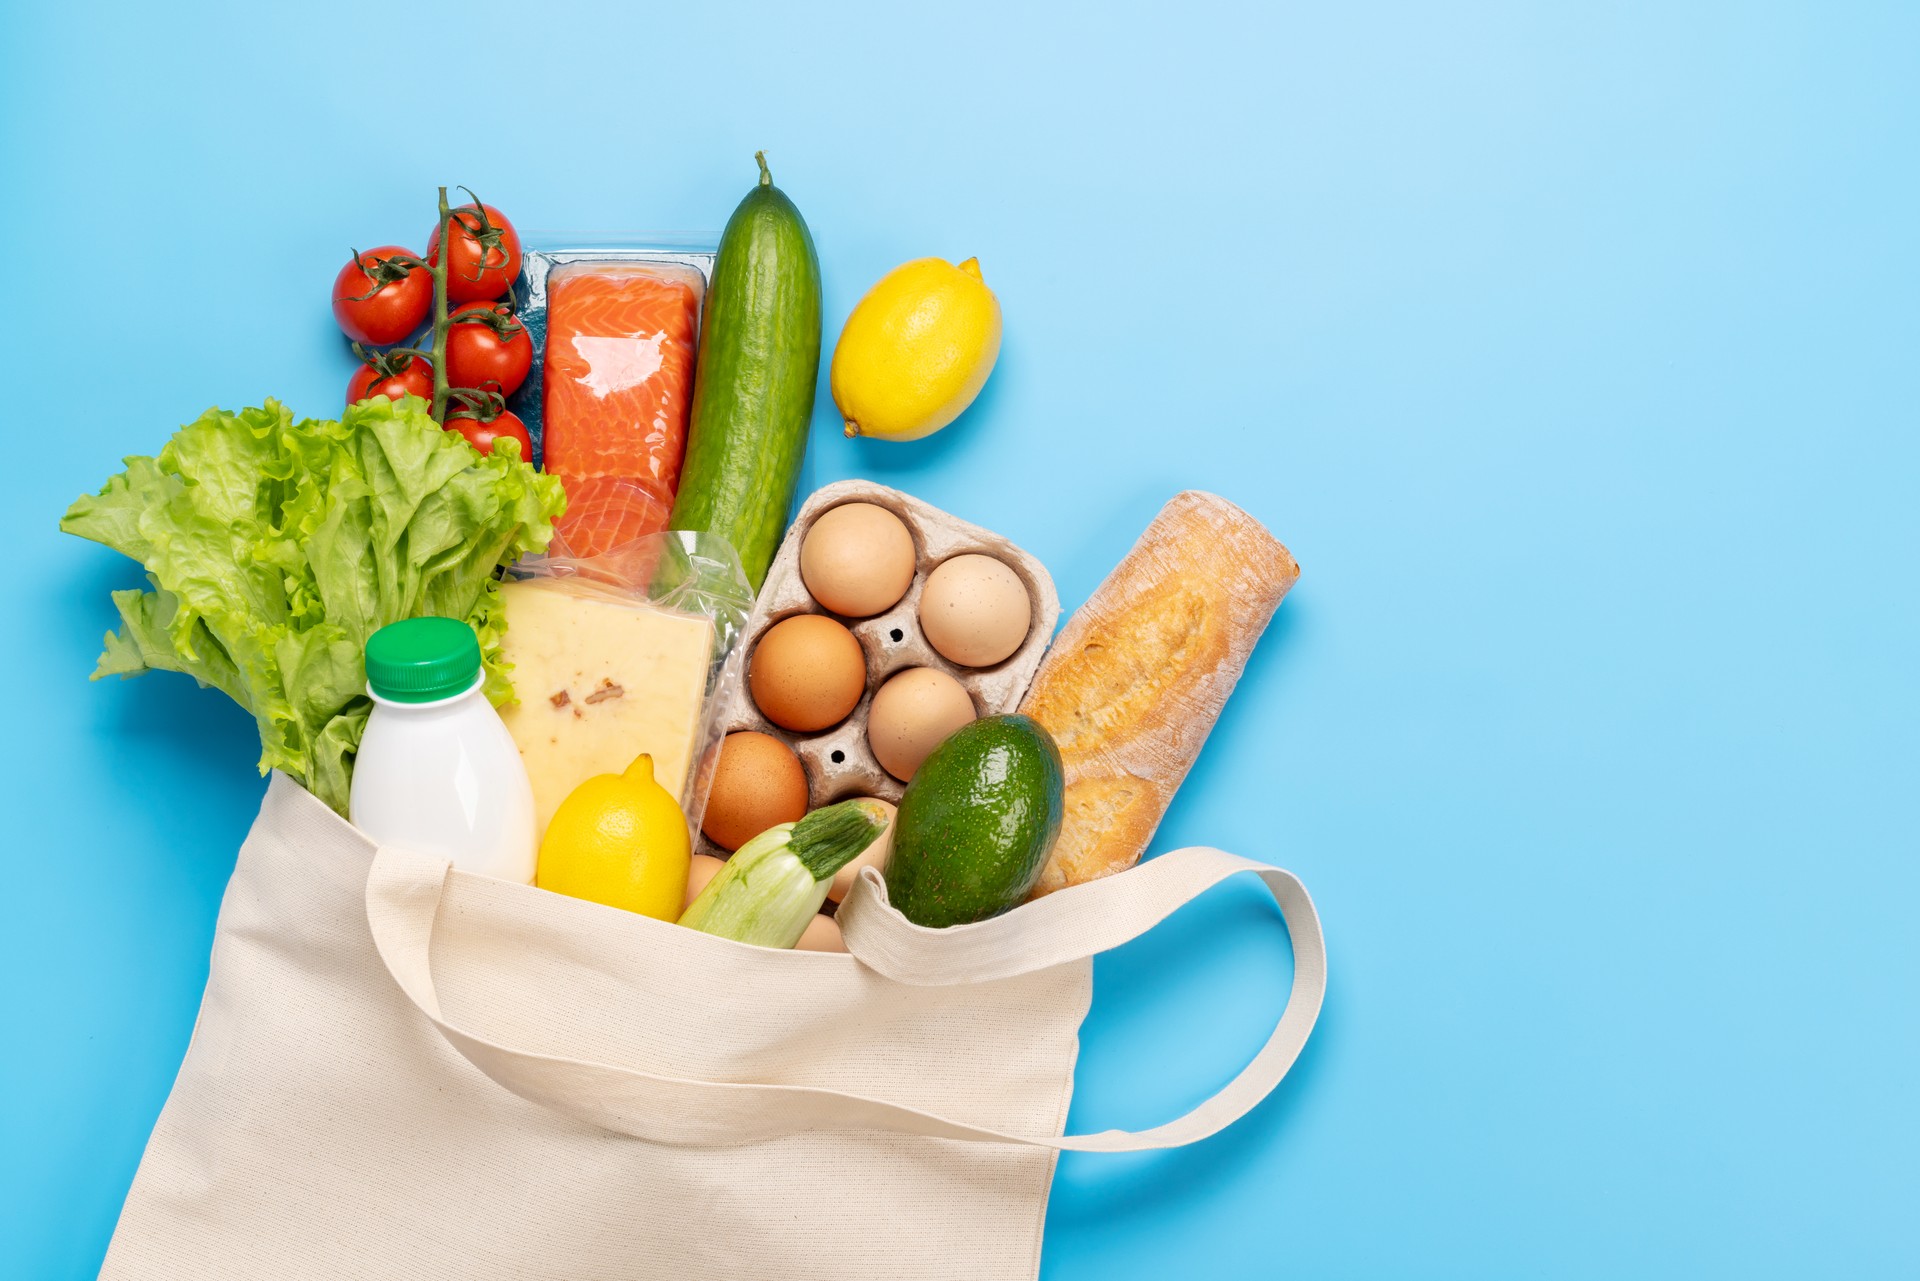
[800,502,918,617]
[796,913,848,953]
[919,554,1032,667]
[683,853,727,908]
[700,731,808,851]
[826,798,897,903]
[749,614,868,733]
[867,668,977,781]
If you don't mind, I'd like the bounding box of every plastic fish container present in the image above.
[504,232,717,469]
[506,233,716,558]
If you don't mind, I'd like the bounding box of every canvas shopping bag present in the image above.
[101,772,1325,1281]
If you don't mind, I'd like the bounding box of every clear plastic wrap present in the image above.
[541,262,704,557]
[504,235,715,458]
[496,530,753,845]
[504,236,716,559]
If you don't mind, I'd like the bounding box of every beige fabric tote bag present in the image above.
[101,772,1325,1280]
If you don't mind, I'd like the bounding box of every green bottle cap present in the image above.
[364,617,482,703]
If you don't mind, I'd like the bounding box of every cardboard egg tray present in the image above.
[698,479,1060,859]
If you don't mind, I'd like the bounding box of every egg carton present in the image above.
[698,479,1061,858]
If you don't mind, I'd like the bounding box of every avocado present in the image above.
[886,714,1064,928]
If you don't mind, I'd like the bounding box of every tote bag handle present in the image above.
[366,841,1325,1151]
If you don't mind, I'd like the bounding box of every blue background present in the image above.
[3,2,1915,1276]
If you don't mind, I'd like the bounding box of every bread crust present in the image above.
[1018,492,1298,894]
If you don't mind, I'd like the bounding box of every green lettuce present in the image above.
[61,396,566,815]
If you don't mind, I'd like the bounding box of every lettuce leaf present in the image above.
[61,396,565,814]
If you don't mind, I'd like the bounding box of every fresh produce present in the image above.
[330,188,527,435]
[867,667,976,781]
[542,263,703,557]
[1018,491,1298,896]
[679,799,890,948]
[832,257,1002,442]
[826,796,895,903]
[669,152,822,591]
[347,350,434,407]
[537,753,691,920]
[495,577,716,840]
[701,731,809,851]
[426,199,522,303]
[747,614,866,733]
[332,246,432,346]
[449,409,532,459]
[59,396,565,814]
[885,714,1063,927]
[918,554,1032,668]
[800,502,917,618]
[444,301,533,397]
[446,397,533,459]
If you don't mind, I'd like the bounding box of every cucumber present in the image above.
[886,715,1065,928]
[670,152,822,592]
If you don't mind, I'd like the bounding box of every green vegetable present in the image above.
[668,150,822,592]
[60,395,566,814]
[679,799,889,948]
[886,715,1065,928]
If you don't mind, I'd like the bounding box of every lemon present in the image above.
[832,256,1002,442]
[536,753,690,920]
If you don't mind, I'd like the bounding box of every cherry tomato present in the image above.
[426,202,522,303]
[332,246,431,345]
[445,302,534,396]
[449,408,533,459]
[348,352,434,407]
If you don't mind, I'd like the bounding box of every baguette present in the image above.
[1018,491,1298,894]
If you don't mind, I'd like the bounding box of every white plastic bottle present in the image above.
[350,616,537,882]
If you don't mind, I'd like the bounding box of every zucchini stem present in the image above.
[789,799,887,880]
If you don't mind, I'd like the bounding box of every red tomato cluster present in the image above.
[331,198,534,457]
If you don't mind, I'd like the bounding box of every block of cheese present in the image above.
[1018,491,1299,896]
[497,577,714,839]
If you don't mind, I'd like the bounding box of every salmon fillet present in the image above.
[542,262,703,559]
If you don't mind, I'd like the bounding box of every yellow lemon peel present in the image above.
[535,752,691,920]
[833,256,1002,442]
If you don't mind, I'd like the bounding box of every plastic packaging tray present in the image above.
[503,232,717,466]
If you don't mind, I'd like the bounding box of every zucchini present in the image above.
[679,799,888,948]
[670,151,822,592]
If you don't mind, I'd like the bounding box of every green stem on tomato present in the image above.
[430,185,452,422]
[443,386,503,421]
